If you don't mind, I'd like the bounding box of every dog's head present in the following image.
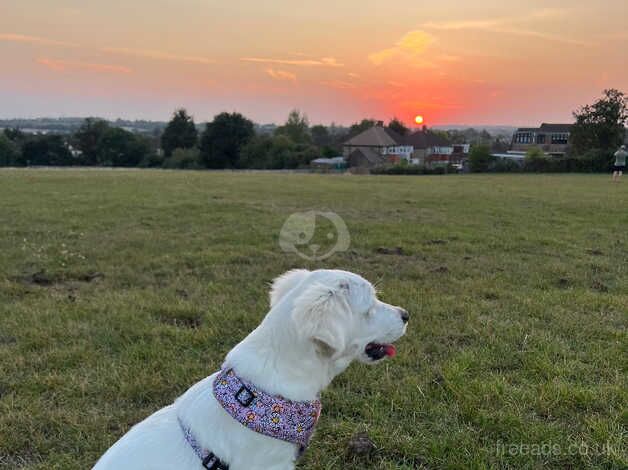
[270,269,408,363]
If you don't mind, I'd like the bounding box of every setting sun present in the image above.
[414,115,424,125]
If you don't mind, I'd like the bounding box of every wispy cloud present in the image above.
[369,30,436,66]
[37,58,132,74]
[102,47,215,65]
[422,8,587,46]
[320,80,356,90]
[241,57,343,67]
[266,68,297,81]
[0,33,78,48]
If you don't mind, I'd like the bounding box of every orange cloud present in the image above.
[369,31,436,66]
[37,58,132,74]
[422,9,587,46]
[266,68,297,81]
[0,33,78,47]
[241,57,343,67]
[102,47,215,65]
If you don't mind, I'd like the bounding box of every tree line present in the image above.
[1,89,624,171]
[0,106,516,169]
[0,109,354,169]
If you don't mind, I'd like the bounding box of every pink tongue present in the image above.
[384,344,396,357]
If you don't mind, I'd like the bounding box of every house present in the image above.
[343,122,409,168]
[343,123,471,169]
[511,123,573,156]
[423,144,470,168]
[404,129,449,165]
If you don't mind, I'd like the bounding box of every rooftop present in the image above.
[515,123,573,133]
[344,125,403,147]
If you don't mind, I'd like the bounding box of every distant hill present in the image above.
[0,117,168,135]
[432,125,518,136]
[1,117,518,138]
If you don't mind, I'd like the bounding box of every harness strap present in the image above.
[179,418,229,470]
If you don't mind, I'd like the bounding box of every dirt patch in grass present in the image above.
[375,246,405,255]
[17,270,105,287]
[557,277,571,288]
[154,308,203,329]
[0,334,17,345]
[591,280,609,292]
[346,432,376,457]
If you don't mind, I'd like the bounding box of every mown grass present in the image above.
[0,169,626,469]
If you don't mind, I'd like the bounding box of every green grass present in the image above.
[0,170,626,469]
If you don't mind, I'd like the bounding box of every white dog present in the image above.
[94,269,408,470]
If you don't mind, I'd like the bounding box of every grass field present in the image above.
[0,170,626,469]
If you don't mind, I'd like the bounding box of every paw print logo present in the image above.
[279,211,350,261]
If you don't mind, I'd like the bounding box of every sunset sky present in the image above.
[1,0,627,126]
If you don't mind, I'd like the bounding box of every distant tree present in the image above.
[468,144,493,172]
[161,109,198,157]
[388,118,409,136]
[0,132,20,166]
[240,134,319,169]
[199,112,255,168]
[239,135,274,168]
[4,128,26,143]
[98,128,151,167]
[310,125,331,147]
[275,110,311,144]
[431,129,452,145]
[571,89,627,155]
[491,137,510,153]
[162,148,201,169]
[75,118,110,165]
[348,119,376,138]
[21,135,74,166]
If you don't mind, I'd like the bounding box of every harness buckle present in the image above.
[235,385,255,407]
[202,452,229,470]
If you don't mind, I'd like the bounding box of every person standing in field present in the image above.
[612,145,627,182]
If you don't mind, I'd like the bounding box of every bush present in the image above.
[371,165,450,175]
[492,158,522,172]
[524,147,549,172]
[21,135,74,166]
[162,148,201,169]
[0,133,20,166]
[468,144,494,172]
[139,152,165,168]
[239,135,319,169]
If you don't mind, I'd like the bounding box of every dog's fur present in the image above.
[94,269,408,470]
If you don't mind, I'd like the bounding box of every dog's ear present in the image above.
[292,281,350,358]
[269,269,310,308]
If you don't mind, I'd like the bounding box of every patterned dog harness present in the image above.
[179,368,322,469]
[179,418,229,469]
[213,368,322,454]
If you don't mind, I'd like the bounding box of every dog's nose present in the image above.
[398,308,409,323]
